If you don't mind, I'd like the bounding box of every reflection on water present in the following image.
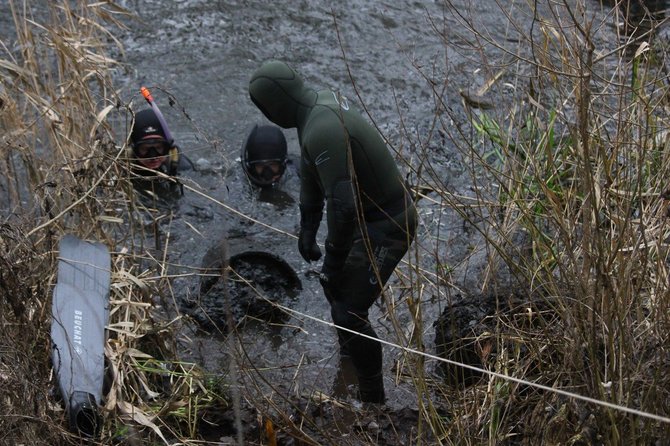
[257,187,295,210]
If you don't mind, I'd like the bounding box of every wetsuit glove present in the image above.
[319,241,349,287]
[298,203,323,262]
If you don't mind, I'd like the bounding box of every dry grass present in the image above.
[0,2,226,444]
[390,1,670,444]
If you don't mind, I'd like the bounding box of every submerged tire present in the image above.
[184,245,302,333]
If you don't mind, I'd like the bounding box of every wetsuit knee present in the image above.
[330,302,369,332]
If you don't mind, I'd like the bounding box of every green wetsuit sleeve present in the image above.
[299,149,324,208]
[301,109,356,251]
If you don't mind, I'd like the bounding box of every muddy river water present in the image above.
[115,0,472,409]
[109,0,635,416]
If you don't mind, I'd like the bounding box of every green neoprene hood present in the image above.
[248,60,314,129]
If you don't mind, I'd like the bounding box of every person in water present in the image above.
[129,108,184,196]
[249,60,418,404]
[241,123,289,188]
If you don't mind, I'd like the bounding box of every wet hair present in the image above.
[130,109,168,149]
[241,124,288,187]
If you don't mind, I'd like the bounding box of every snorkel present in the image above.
[137,86,182,172]
[140,86,174,145]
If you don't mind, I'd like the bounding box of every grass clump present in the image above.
[0,2,231,444]
[408,1,670,444]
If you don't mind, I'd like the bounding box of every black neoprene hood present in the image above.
[243,124,287,162]
[241,124,288,187]
[248,60,312,129]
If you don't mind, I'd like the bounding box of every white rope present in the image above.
[277,302,670,425]
[181,182,670,424]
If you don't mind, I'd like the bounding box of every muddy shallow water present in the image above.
[116,0,466,401]
[110,0,624,441]
[107,0,632,418]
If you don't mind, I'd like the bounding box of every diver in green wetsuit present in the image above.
[249,60,418,404]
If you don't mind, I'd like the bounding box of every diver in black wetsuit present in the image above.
[241,124,289,188]
[249,60,417,403]
[129,108,185,197]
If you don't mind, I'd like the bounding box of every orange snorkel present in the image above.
[140,86,174,145]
